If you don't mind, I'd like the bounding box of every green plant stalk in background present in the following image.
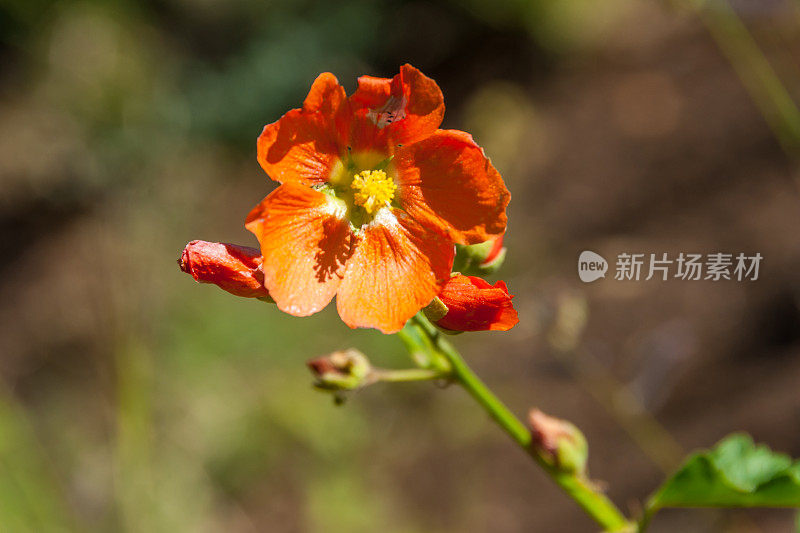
[684,0,800,157]
[402,315,634,532]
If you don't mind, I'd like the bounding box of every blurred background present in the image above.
[1,0,800,531]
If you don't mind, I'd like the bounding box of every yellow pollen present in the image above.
[351,169,396,214]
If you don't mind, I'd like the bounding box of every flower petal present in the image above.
[336,209,454,333]
[302,72,347,117]
[179,240,268,298]
[435,274,518,332]
[257,73,346,185]
[245,183,352,316]
[396,129,509,244]
[349,64,444,146]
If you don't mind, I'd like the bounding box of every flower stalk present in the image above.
[372,368,449,384]
[406,315,633,532]
[307,348,450,399]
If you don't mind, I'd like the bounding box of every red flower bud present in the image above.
[179,240,269,298]
[433,274,519,332]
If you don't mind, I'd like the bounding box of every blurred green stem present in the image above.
[406,315,633,532]
[552,346,684,474]
[688,0,800,157]
[372,368,448,383]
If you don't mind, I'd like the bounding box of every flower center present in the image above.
[351,169,396,214]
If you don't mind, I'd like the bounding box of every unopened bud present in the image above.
[431,274,518,332]
[307,349,373,391]
[179,240,271,300]
[528,408,588,475]
[453,235,506,276]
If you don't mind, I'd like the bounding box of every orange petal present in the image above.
[179,240,268,298]
[350,74,393,110]
[435,274,518,332]
[245,183,352,316]
[257,73,346,185]
[302,72,347,118]
[396,129,509,244]
[336,210,454,333]
[346,110,392,155]
[349,64,444,146]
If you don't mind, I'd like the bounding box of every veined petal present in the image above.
[336,209,454,334]
[435,274,518,332]
[349,64,444,146]
[257,110,338,185]
[346,110,392,155]
[396,129,509,244]
[245,183,352,316]
[257,73,346,185]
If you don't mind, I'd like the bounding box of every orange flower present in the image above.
[179,240,269,299]
[245,64,510,333]
[434,274,518,332]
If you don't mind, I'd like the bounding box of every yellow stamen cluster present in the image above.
[351,169,396,214]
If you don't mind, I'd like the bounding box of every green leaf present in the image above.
[648,433,800,512]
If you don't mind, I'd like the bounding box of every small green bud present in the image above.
[307,349,373,391]
[528,408,588,475]
[452,235,506,276]
[474,246,506,275]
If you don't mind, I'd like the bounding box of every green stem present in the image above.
[690,0,800,156]
[410,316,632,532]
[373,368,448,383]
[638,502,658,533]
